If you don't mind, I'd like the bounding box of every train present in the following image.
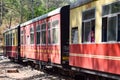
[3,0,120,79]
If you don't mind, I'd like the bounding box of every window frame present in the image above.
[30,27,34,44]
[41,22,46,45]
[36,24,41,45]
[82,8,96,44]
[102,1,120,43]
[71,27,79,44]
[48,22,52,45]
[51,20,59,44]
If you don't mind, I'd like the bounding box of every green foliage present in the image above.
[1,0,76,24]
[34,5,56,17]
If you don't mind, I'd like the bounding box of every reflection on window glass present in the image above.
[30,34,34,44]
[111,2,120,13]
[52,20,59,27]
[52,28,59,43]
[30,27,34,44]
[41,23,46,44]
[21,31,23,44]
[10,33,12,45]
[12,33,15,45]
[102,1,120,16]
[36,32,40,44]
[84,22,91,42]
[108,16,117,41]
[82,9,95,20]
[52,20,59,44]
[36,25,40,44]
[48,22,51,44]
[71,27,78,44]
[102,1,120,42]
[41,31,46,44]
[102,5,110,16]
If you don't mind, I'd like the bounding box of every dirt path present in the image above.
[0,57,66,80]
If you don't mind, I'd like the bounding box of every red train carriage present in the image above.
[3,25,20,61]
[20,5,69,66]
[70,0,120,79]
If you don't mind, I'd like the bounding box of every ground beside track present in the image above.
[0,56,73,80]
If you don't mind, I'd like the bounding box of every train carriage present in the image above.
[3,25,20,61]
[70,0,120,79]
[20,5,69,66]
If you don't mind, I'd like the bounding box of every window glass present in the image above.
[36,25,40,44]
[107,16,117,41]
[30,27,34,44]
[102,1,120,42]
[102,5,110,16]
[12,33,15,45]
[84,22,91,42]
[10,33,12,45]
[52,20,59,27]
[30,33,34,44]
[82,20,95,43]
[48,22,51,44]
[82,9,95,20]
[8,33,10,45]
[41,31,46,44]
[52,28,59,43]
[118,15,120,41]
[111,2,120,13]
[9,34,11,45]
[36,25,40,31]
[102,17,107,42]
[6,34,7,45]
[51,20,59,44]
[36,32,40,44]
[41,23,46,44]
[71,27,78,44]
[21,31,23,44]
[82,8,95,43]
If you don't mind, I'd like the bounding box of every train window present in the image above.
[111,2,120,14]
[71,27,78,44]
[6,34,9,45]
[102,16,120,42]
[30,27,34,44]
[41,23,46,44]
[36,25,41,44]
[83,20,95,43]
[10,33,12,46]
[48,22,51,44]
[52,20,59,44]
[118,15,120,41]
[21,31,23,44]
[84,22,91,42]
[102,5,110,16]
[108,16,117,41]
[102,1,120,42]
[102,1,120,16]
[82,9,95,20]
[102,17,107,42]
[6,34,7,45]
[82,8,95,43]
[52,28,59,43]
[12,33,15,45]
[52,20,59,27]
